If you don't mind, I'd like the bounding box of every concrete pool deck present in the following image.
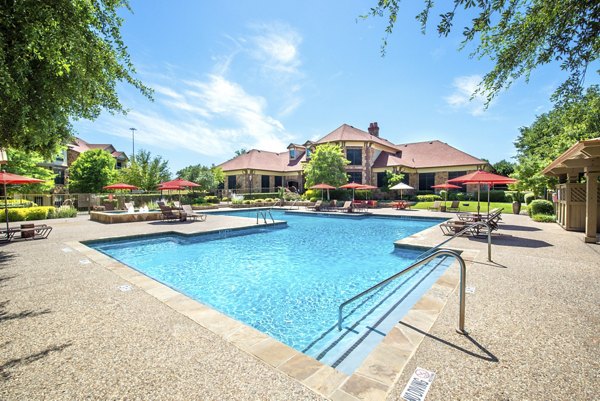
[1,208,598,400]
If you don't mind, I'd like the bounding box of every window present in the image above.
[306,148,311,159]
[376,172,387,188]
[347,172,362,184]
[448,171,467,190]
[261,175,270,192]
[346,148,362,165]
[54,169,65,185]
[419,173,435,191]
[227,175,236,189]
[274,176,283,188]
[289,149,296,159]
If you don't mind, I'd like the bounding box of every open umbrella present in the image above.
[339,182,364,201]
[0,171,44,238]
[389,182,413,200]
[358,184,377,201]
[158,184,184,203]
[310,183,336,200]
[159,178,201,205]
[448,170,518,216]
[103,183,139,191]
[431,183,462,207]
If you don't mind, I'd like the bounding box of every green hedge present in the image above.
[0,206,54,222]
[416,194,442,202]
[532,214,556,222]
[524,193,536,205]
[529,200,554,216]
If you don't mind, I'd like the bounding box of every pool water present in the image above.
[91,210,449,373]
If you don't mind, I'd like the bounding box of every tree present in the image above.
[0,0,151,157]
[512,85,600,194]
[303,144,350,188]
[177,164,225,191]
[5,149,56,193]
[117,150,171,191]
[69,149,117,193]
[365,1,599,104]
[384,171,405,191]
[234,148,248,157]
[492,160,516,177]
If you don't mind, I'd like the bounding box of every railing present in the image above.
[337,221,493,334]
[288,199,299,210]
[272,199,283,208]
[256,210,275,224]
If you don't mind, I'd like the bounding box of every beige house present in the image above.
[218,122,487,194]
[542,138,600,243]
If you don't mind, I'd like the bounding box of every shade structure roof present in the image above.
[310,183,336,189]
[541,137,600,176]
[447,170,518,185]
[339,182,364,189]
[160,178,200,188]
[389,182,413,190]
[431,183,462,189]
[0,171,44,185]
[103,183,139,190]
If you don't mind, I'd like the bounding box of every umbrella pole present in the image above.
[4,181,8,239]
[477,185,481,214]
[487,184,491,217]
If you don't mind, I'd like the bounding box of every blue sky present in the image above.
[74,0,599,174]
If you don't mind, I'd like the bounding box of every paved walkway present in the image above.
[0,209,598,400]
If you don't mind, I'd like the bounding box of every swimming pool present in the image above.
[90,210,450,374]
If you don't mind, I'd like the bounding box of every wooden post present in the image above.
[584,171,599,243]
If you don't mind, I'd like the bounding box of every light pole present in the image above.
[129,127,137,161]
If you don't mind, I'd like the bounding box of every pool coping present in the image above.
[65,219,478,401]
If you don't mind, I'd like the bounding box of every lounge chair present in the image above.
[439,220,474,236]
[447,200,460,212]
[307,200,323,211]
[182,205,206,222]
[1,224,53,241]
[124,202,134,211]
[428,201,442,211]
[352,201,367,212]
[324,200,338,211]
[338,201,353,213]
[173,201,182,209]
[159,204,183,222]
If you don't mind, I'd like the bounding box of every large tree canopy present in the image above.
[512,85,600,194]
[176,164,224,191]
[117,149,171,191]
[366,0,599,103]
[303,144,350,188]
[69,149,117,193]
[0,0,151,157]
[5,148,56,193]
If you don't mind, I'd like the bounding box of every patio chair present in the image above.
[1,224,53,241]
[159,204,183,222]
[352,200,367,212]
[439,220,474,236]
[324,200,338,211]
[173,201,182,209]
[338,201,353,213]
[182,204,206,222]
[428,201,442,211]
[394,200,409,210]
[307,200,323,211]
[124,202,134,211]
[447,200,460,212]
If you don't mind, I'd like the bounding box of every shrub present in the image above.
[231,194,244,204]
[253,198,264,203]
[532,214,556,223]
[529,199,554,216]
[488,190,506,202]
[416,194,442,202]
[309,197,318,202]
[0,206,54,222]
[242,200,252,205]
[524,193,536,205]
[204,196,219,204]
[416,190,434,196]
[439,190,447,199]
[48,206,78,219]
[455,192,466,201]
[221,197,230,202]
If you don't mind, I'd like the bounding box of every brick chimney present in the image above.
[368,122,380,137]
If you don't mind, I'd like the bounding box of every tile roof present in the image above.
[391,140,486,169]
[316,124,400,151]
[68,137,127,159]
[218,149,306,172]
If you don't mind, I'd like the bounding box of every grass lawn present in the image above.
[412,201,524,214]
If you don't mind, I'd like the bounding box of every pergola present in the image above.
[542,138,600,243]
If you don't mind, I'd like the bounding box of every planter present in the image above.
[512,201,521,215]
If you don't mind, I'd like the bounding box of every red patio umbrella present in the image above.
[448,170,518,215]
[431,183,462,207]
[103,183,139,191]
[310,183,336,200]
[357,184,377,201]
[0,171,44,238]
[160,178,200,188]
[339,182,364,201]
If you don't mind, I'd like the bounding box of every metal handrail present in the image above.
[256,210,275,224]
[289,199,299,210]
[338,249,468,334]
[272,199,283,208]
[336,220,495,333]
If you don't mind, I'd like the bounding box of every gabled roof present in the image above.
[373,140,485,169]
[316,124,400,151]
[68,138,128,160]
[218,149,306,173]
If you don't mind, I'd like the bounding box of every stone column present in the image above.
[584,171,599,243]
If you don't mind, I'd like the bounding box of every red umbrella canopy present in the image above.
[103,183,139,190]
[431,183,462,189]
[160,178,200,188]
[158,184,182,190]
[0,171,44,185]
[357,184,378,190]
[339,182,364,189]
[447,170,518,185]
[310,183,336,190]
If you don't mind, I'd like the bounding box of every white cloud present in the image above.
[249,22,302,75]
[444,75,488,116]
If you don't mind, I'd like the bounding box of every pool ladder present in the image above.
[256,210,275,225]
[337,221,493,335]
